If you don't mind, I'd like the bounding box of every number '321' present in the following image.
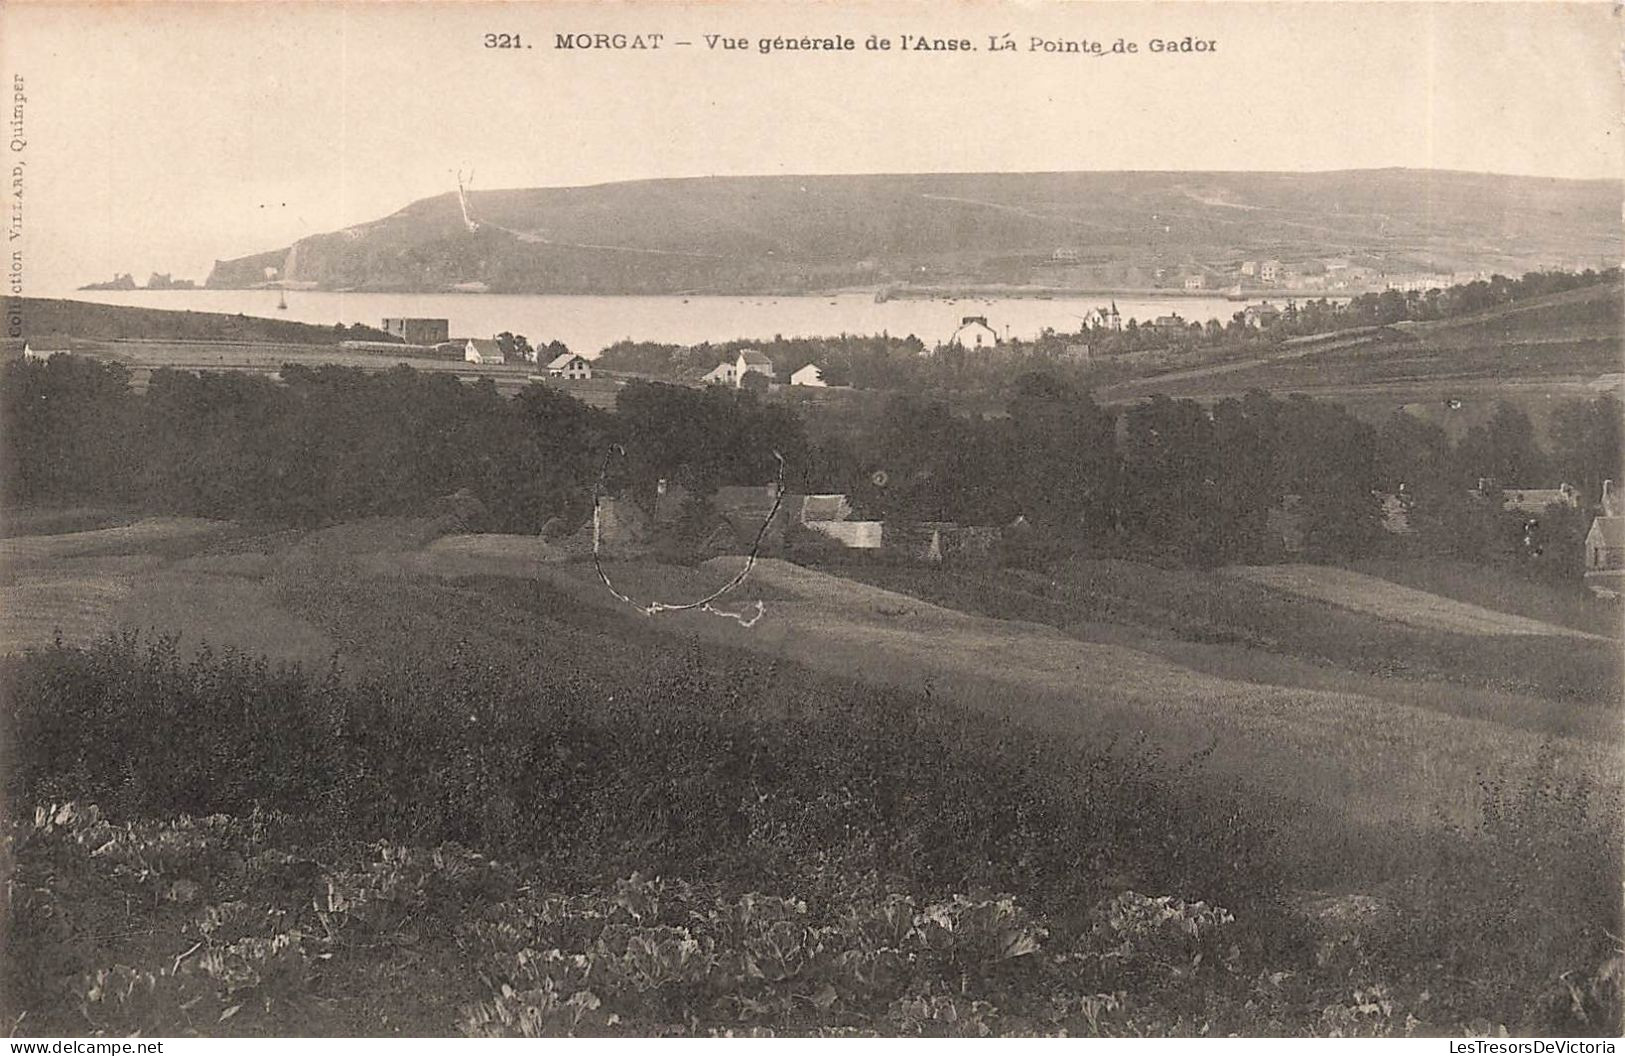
[484,33,524,48]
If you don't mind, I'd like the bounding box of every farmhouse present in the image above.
[804,521,885,548]
[464,338,506,365]
[790,363,827,387]
[1587,479,1624,574]
[714,482,791,548]
[794,494,853,524]
[1243,302,1282,328]
[788,491,883,549]
[735,348,776,386]
[1586,515,1624,570]
[546,352,593,380]
[21,336,74,360]
[947,316,999,350]
[1476,481,1581,514]
[701,361,736,386]
[381,317,450,345]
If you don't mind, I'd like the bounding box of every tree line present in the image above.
[2,355,1618,576]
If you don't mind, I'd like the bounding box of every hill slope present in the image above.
[204,169,1622,295]
[1095,280,1623,411]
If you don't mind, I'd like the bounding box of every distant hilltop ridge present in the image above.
[202,169,1623,296]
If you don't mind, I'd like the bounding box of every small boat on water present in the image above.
[276,288,288,310]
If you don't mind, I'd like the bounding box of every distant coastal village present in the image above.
[83,255,1530,301]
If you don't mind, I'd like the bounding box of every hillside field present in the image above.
[4,512,1618,885]
[1096,282,1622,434]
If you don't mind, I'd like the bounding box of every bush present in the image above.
[0,636,1279,918]
[6,638,1616,1036]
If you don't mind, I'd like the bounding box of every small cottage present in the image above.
[1242,302,1282,328]
[464,338,506,365]
[702,362,736,386]
[22,336,74,360]
[735,349,776,387]
[546,352,593,380]
[790,363,827,387]
[1586,515,1624,571]
[947,316,999,350]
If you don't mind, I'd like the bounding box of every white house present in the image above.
[546,352,592,380]
[790,363,827,387]
[464,338,506,365]
[1082,305,1121,331]
[947,316,999,350]
[701,361,736,386]
[22,338,73,360]
[735,348,776,386]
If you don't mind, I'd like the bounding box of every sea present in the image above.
[55,288,1327,356]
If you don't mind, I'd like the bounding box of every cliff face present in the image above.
[204,171,1624,295]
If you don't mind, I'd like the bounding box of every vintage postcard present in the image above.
[1,0,1621,1044]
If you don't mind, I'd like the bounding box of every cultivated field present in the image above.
[1223,564,1607,639]
[4,514,1618,883]
[1094,283,1623,429]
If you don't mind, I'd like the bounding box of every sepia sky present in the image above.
[3,1,1620,290]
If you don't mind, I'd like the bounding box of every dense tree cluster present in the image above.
[1374,397,1622,582]
[2,355,1617,576]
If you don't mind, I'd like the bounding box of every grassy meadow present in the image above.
[2,510,1621,1036]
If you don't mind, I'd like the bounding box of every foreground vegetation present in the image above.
[4,636,1619,1036]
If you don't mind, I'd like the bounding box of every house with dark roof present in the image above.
[1586,515,1624,571]
[734,348,776,386]
[946,316,999,350]
[795,494,852,523]
[381,317,450,345]
[1242,302,1282,328]
[463,338,506,365]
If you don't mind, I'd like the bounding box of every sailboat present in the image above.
[276,288,288,311]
